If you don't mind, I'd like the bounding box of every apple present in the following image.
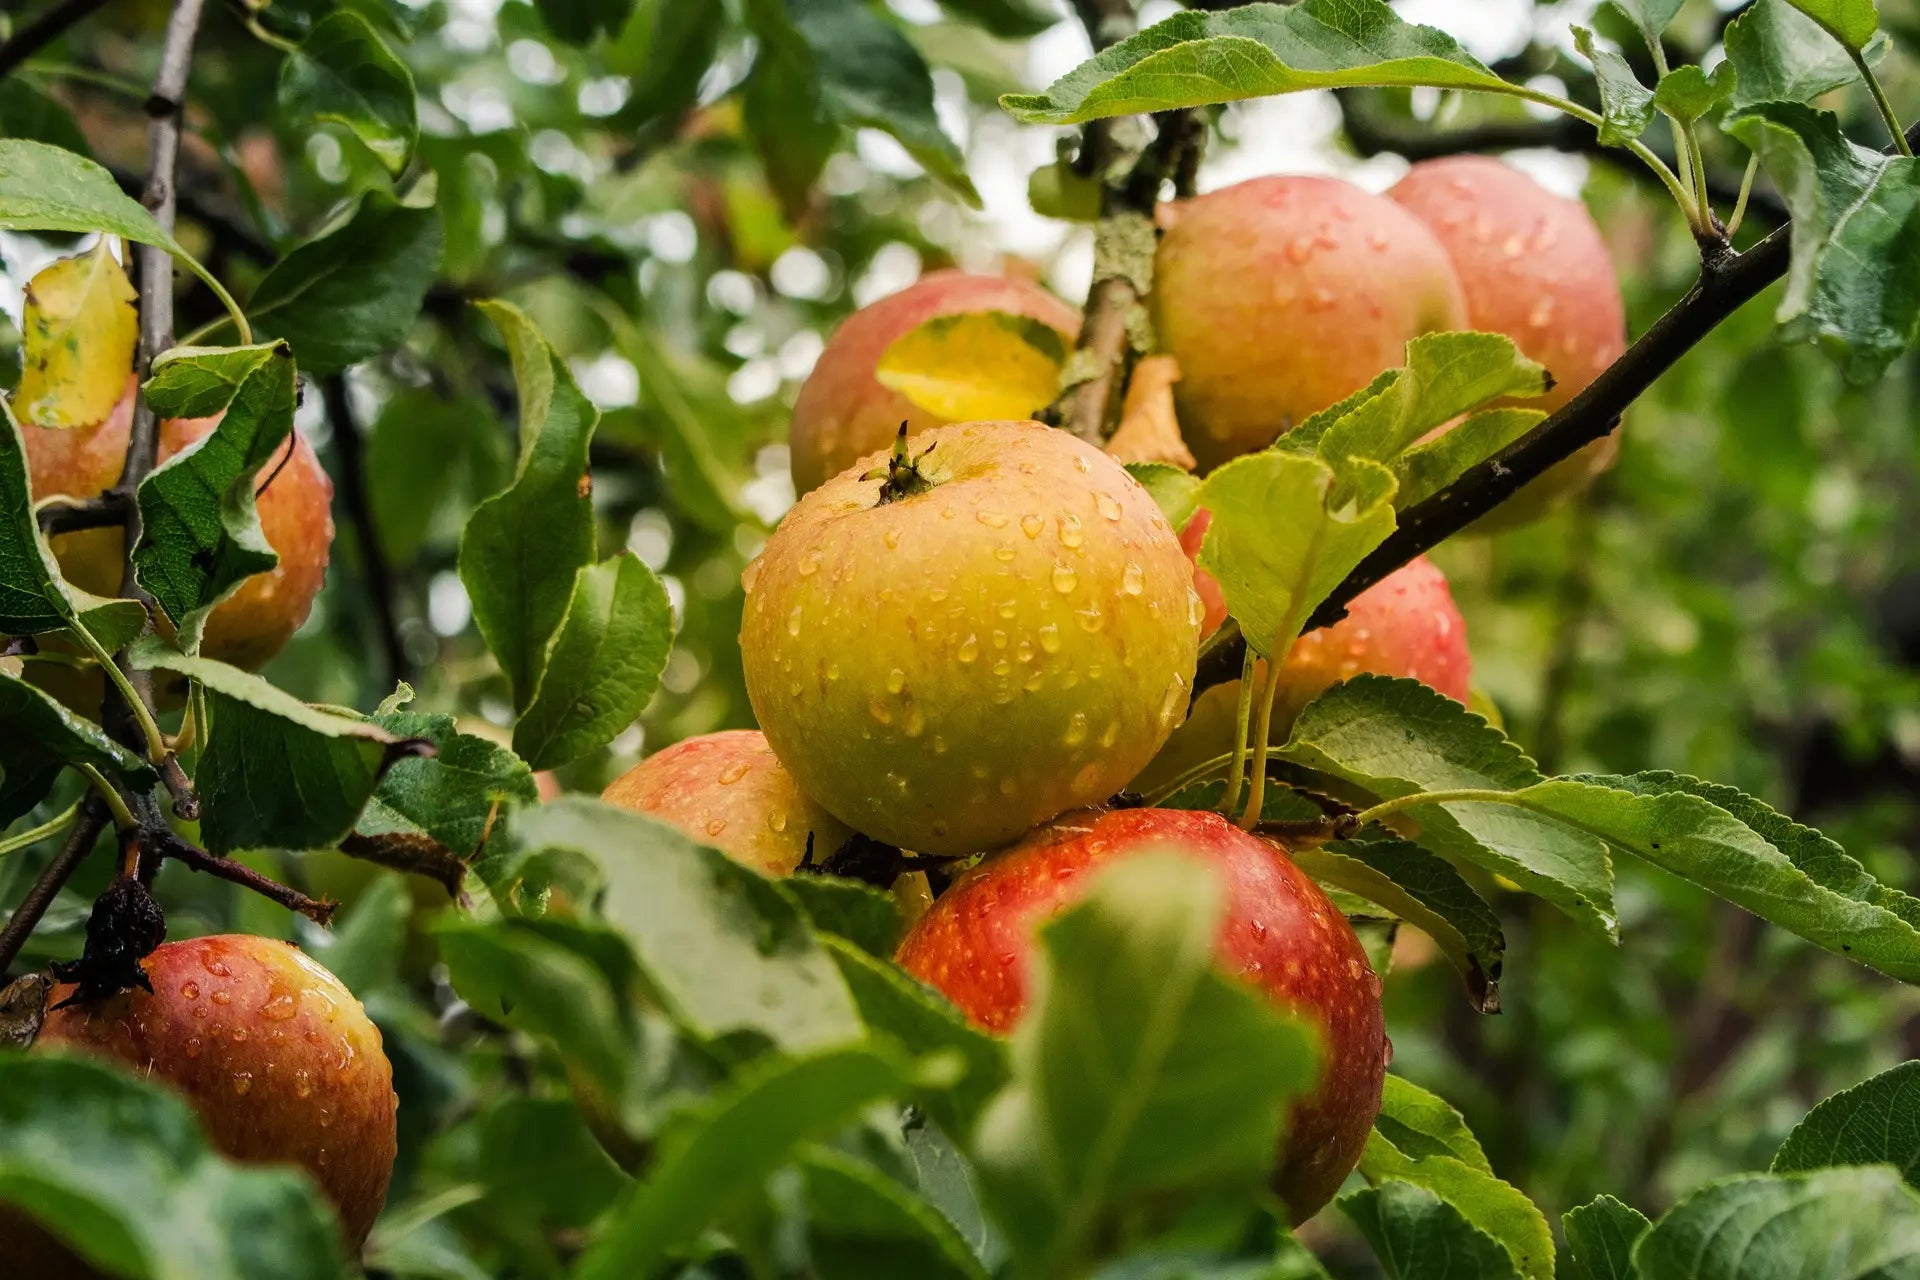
[27,934,396,1252]
[1153,176,1467,470]
[789,270,1080,495]
[1387,156,1628,526]
[602,728,855,875]
[741,420,1202,856]
[895,805,1388,1223]
[1137,555,1470,796]
[22,384,334,672]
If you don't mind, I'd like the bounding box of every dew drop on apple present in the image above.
[998,598,1018,619]
[1076,605,1106,633]
[181,982,199,1000]
[886,668,906,694]
[1121,563,1144,595]
[294,1069,315,1099]
[1020,514,1045,538]
[868,699,893,726]
[718,761,751,785]
[705,817,728,837]
[976,510,1008,528]
[957,634,979,663]
[1038,623,1062,654]
[1051,564,1077,594]
[767,811,788,833]
[212,990,230,1006]
[902,703,926,738]
[798,549,822,576]
[1058,513,1084,547]
[1064,712,1089,746]
[1094,492,1122,521]
[786,605,803,637]
[232,1071,254,1096]
[740,558,763,592]
[994,545,1015,562]
[884,528,902,548]
[185,1036,203,1059]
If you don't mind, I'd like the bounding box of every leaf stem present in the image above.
[1726,153,1760,239]
[1352,788,1519,828]
[1514,86,1701,226]
[0,802,81,859]
[67,620,168,763]
[74,765,136,830]
[1220,646,1257,818]
[1854,50,1913,157]
[1238,650,1288,830]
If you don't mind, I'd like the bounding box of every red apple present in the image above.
[788,271,1080,495]
[29,934,397,1252]
[1138,556,1470,796]
[896,806,1388,1222]
[602,729,854,875]
[1388,157,1628,526]
[742,420,1202,856]
[1154,176,1467,470]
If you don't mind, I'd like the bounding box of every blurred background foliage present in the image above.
[1,0,1917,1271]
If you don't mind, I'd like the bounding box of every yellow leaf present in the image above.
[16,240,138,430]
[874,309,1066,422]
[1104,354,1195,469]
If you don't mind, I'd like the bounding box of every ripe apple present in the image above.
[1137,556,1470,796]
[22,384,334,671]
[741,420,1201,856]
[28,934,396,1252]
[602,728,855,875]
[1153,176,1467,470]
[1388,156,1628,526]
[895,805,1388,1223]
[788,270,1080,494]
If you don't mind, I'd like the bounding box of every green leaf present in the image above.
[1125,462,1202,531]
[1726,0,1885,113]
[1001,0,1515,126]
[1574,27,1655,146]
[1634,1167,1920,1279]
[782,876,905,957]
[304,872,409,996]
[363,388,510,562]
[1394,409,1543,510]
[1784,0,1880,50]
[1293,839,1503,1011]
[1194,450,1395,659]
[800,1145,992,1280]
[505,797,864,1053]
[459,300,599,711]
[126,637,415,854]
[1359,1126,1553,1279]
[1724,102,1920,382]
[0,82,92,157]
[0,140,226,306]
[1510,771,1920,982]
[278,11,419,173]
[358,699,540,860]
[131,342,295,648]
[1372,1077,1493,1174]
[1773,1061,1920,1185]
[969,854,1322,1276]
[245,188,444,375]
[512,551,673,771]
[573,1045,922,1280]
[0,1054,350,1280]
[1653,62,1737,124]
[1341,1181,1522,1280]
[607,0,727,145]
[1563,1195,1650,1280]
[1605,0,1686,53]
[1278,676,1618,939]
[142,344,277,419]
[475,1098,627,1228]
[0,671,155,823]
[536,0,635,44]
[936,0,1058,39]
[874,310,1067,422]
[823,934,1009,1135]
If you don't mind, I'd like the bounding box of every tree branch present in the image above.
[320,375,410,688]
[147,823,337,925]
[0,0,114,82]
[0,798,110,976]
[36,491,130,535]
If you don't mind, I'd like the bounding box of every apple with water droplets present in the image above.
[895,805,1388,1222]
[602,728,854,874]
[22,934,397,1255]
[741,420,1202,856]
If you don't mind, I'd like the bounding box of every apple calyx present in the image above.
[49,876,165,1008]
[870,422,937,505]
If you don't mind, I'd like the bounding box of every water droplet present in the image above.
[1367,232,1391,252]
[1099,720,1120,748]
[184,1036,202,1059]
[1016,640,1034,664]
[884,528,902,548]
[1121,563,1144,595]
[928,587,948,603]
[741,558,763,593]
[180,982,199,1000]
[797,549,822,576]
[957,634,979,663]
[994,545,1016,562]
[826,662,842,681]
[1023,672,1044,693]
[1076,605,1106,633]
[998,598,1018,619]
[1051,564,1077,594]
[886,667,906,694]
[202,956,231,978]
[211,991,230,1006]
[767,811,789,833]
[705,817,729,837]
[1038,623,1062,654]
[786,605,804,637]
[1528,296,1556,328]
[316,1149,332,1168]
[231,1072,254,1097]
[1058,513,1084,548]
[1094,492,1122,522]
[1021,514,1045,539]
[718,762,751,785]
[1308,287,1337,310]
[1064,712,1089,746]
[230,1025,248,1043]
[976,510,1008,528]
[294,1070,314,1099]
[869,699,894,726]
[1284,236,1315,264]
[1251,919,1269,942]
[902,703,926,738]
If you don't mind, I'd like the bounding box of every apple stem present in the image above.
[1220,646,1258,818]
[874,423,935,505]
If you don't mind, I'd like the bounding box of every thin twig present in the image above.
[320,375,411,688]
[36,491,130,535]
[0,0,114,82]
[149,824,337,924]
[0,798,109,975]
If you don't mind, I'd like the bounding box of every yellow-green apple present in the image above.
[1138,555,1470,796]
[27,935,396,1251]
[789,271,1079,494]
[896,805,1388,1223]
[1388,156,1627,526]
[22,384,334,671]
[741,420,1201,856]
[602,728,854,875]
[1154,176,1467,470]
